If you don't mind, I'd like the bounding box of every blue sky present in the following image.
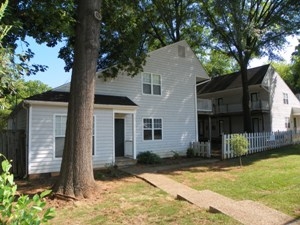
[22,37,71,88]
[23,36,298,89]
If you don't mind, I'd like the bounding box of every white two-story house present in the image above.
[197,64,300,141]
[8,40,209,177]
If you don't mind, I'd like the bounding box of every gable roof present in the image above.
[95,40,209,81]
[26,91,137,106]
[197,64,270,94]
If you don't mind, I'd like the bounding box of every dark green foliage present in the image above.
[186,148,195,158]
[137,151,162,164]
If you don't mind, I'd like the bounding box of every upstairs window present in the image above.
[142,73,161,95]
[143,118,162,140]
[283,93,289,104]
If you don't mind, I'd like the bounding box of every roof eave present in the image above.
[24,100,138,110]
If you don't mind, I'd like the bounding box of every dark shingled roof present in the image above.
[197,64,270,94]
[26,91,138,106]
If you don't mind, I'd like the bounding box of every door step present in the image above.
[115,157,137,168]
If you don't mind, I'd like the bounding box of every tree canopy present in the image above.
[0,79,51,130]
[291,41,300,93]
[199,0,300,132]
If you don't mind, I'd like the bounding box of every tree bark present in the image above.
[53,0,101,199]
[240,63,252,133]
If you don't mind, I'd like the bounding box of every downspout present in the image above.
[194,82,199,142]
[21,101,30,178]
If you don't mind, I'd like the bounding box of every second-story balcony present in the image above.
[215,100,270,114]
[198,99,270,114]
[197,98,212,112]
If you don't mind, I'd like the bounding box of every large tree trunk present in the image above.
[240,63,252,133]
[53,0,101,199]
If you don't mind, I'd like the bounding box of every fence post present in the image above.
[207,141,211,158]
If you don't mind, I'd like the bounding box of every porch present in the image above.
[197,98,270,114]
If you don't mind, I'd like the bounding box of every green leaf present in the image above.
[40,189,51,198]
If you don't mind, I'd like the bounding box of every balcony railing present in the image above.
[197,99,212,112]
[198,99,270,114]
[251,100,270,111]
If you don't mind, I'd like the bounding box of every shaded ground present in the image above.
[15,157,207,208]
[14,150,299,224]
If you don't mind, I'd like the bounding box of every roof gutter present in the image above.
[23,100,138,110]
[196,78,211,86]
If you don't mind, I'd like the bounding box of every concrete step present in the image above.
[115,157,137,168]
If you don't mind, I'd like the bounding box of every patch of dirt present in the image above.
[15,157,224,210]
[15,169,137,210]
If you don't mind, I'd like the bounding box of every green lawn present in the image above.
[48,145,299,224]
[166,145,300,217]
[49,178,240,225]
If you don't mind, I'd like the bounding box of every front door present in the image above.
[115,119,125,157]
[252,118,259,132]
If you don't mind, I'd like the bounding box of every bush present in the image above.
[186,148,195,158]
[137,151,162,164]
[171,150,180,159]
[0,154,55,224]
[230,134,249,166]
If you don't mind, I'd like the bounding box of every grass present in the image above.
[49,178,239,225]
[48,145,299,224]
[166,145,300,217]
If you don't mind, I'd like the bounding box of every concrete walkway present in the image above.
[121,161,299,225]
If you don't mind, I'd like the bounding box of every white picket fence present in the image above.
[191,141,211,158]
[222,131,300,159]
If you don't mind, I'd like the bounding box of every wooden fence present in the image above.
[0,130,26,177]
[191,141,211,158]
[222,131,300,160]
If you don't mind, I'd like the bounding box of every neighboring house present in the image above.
[7,40,209,177]
[197,64,300,141]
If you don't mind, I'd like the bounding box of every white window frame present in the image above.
[142,72,162,96]
[54,114,96,159]
[143,118,163,141]
[283,92,289,104]
[285,117,290,129]
[54,114,67,159]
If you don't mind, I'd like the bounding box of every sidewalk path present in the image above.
[121,161,299,225]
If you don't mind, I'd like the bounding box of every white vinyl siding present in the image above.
[93,40,205,157]
[28,106,113,174]
[142,73,161,95]
[270,71,300,131]
[26,40,208,175]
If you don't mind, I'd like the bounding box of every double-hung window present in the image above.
[142,73,161,95]
[285,117,290,128]
[54,115,95,158]
[143,118,162,140]
[283,93,289,104]
[55,115,67,158]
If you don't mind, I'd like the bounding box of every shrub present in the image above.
[230,134,249,166]
[0,154,55,224]
[186,148,195,158]
[171,150,180,159]
[137,151,162,164]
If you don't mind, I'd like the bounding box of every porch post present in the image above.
[208,116,212,143]
[133,113,136,159]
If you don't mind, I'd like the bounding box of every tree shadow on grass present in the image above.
[125,145,300,177]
